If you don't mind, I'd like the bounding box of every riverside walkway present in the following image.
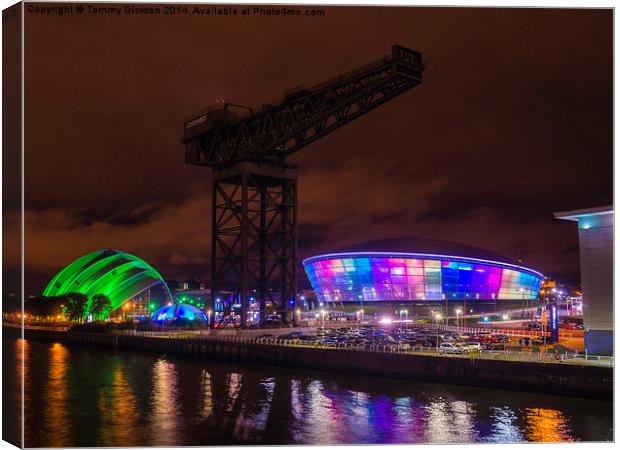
[107,328,613,367]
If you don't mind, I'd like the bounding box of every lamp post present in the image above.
[358,294,364,316]
[320,310,326,328]
[434,313,442,351]
[541,306,547,347]
[360,308,364,323]
[455,308,462,329]
[207,310,212,329]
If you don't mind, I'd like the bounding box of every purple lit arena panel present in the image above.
[303,253,543,303]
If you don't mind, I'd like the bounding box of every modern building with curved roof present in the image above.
[43,249,172,311]
[302,238,543,303]
[152,303,207,321]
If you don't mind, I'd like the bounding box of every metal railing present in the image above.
[420,322,574,340]
[105,329,612,367]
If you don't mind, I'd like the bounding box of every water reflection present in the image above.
[485,406,524,442]
[424,399,480,443]
[148,358,183,445]
[10,338,612,447]
[44,343,70,447]
[98,361,138,446]
[525,408,573,442]
[197,369,213,419]
[8,338,28,446]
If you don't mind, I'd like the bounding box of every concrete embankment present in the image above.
[10,326,612,400]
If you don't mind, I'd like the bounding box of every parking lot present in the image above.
[259,323,551,353]
[108,322,613,366]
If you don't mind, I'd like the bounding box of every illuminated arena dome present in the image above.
[303,238,543,303]
[43,249,172,311]
[152,303,207,321]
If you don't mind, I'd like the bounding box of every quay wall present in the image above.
[13,327,612,400]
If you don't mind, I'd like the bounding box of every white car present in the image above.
[438,342,466,355]
[462,342,482,351]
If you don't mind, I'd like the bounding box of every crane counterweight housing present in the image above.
[182,45,423,329]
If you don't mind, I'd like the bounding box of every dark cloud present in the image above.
[14,6,611,293]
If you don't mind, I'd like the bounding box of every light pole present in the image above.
[455,308,462,329]
[206,309,212,329]
[434,313,442,351]
[320,310,326,328]
[360,308,364,323]
[542,306,547,347]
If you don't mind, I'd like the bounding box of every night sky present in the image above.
[8,5,612,293]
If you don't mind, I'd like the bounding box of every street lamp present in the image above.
[434,313,442,350]
[455,308,462,329]
[360,308,364,323]
[541,306,547,347]
[320,310,326,328]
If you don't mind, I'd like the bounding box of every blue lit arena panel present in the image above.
[302,252,543,303]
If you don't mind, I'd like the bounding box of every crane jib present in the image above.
[182,44,424,167]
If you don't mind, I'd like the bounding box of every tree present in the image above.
[90,294,112,321]
[64,293,89,323]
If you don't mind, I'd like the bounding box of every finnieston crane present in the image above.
[182,45,424,328]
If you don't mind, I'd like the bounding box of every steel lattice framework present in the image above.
[182,45,424,328]
[211,163,297,327]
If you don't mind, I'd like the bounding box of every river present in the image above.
[2,337,613,446]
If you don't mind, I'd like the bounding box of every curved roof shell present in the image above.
[324,237,523,266]
[43,249,171,311]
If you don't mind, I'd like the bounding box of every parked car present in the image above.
[438,342,466,355]
[463,342,482,351]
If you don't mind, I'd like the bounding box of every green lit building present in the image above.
[43,249,172,318]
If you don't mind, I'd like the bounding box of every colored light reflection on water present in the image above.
[44,343,70,447]
[7,338,612,447]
